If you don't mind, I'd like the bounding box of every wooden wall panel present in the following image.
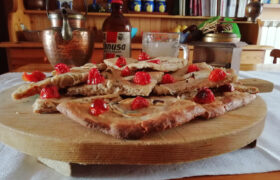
[29,15,50,30]
[26,14,206,43]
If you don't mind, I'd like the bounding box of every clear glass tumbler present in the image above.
[142,32,188,60]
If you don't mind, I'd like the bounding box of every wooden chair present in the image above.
[270,49,280,64]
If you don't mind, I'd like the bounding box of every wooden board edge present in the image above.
[0,102,266,165]
[239,78,274,93]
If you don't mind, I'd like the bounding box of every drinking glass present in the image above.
[142,32,188,59]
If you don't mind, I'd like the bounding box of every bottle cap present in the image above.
[112,0,123,4]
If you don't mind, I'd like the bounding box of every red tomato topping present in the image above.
[22,71,46,82]
[193,88,215,104]
[209,69,227,82]
[87,68,105,85]
[55,63,70,74]
[161,74,175,84]
[133,71,151,85]
[40,85,60,99]
[115,56,127,68]
[121,66,131,77]
[138,52,150,61]
[187,64,200,73]
[90,99,109,116]
[148,59,160,64]
[131,96,150,110]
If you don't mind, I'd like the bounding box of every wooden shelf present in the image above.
[23,10,251,23]
[0,41,142,49]
[263,3,280,9]
[0,42,42,48]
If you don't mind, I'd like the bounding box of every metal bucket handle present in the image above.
[46,0,88,18]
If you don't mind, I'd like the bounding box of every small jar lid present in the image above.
[112,0,123,4]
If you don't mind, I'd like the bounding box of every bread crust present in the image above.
[57,92,256,139]
[12,63,104,100]
[222,91,257,111]
[104,57,188,72]
[153,68,237,95]
[33,94,120,114]
[66,72,164,97]
[57,98,206,139]
[66,80,118,96]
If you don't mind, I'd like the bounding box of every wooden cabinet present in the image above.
[0,0,266,72]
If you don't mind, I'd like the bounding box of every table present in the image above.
[1,65,280,180]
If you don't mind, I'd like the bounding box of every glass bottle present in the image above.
[102,0,132,59]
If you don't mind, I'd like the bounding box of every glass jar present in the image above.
[131,0,141,12]
[143,0,154,12]
[155,0,166,13]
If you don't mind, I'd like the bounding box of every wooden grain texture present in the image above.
[8,0,31,42]
[240,64,280,72]
[0,85,266,165]
[239,78,274,93]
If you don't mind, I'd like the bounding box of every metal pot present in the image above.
[246,0,263,22]
[42,0,93,67]
[46,0,88,35]
[203,33,240,43]
[24,0,45,10]
[48,10,86,29]
[42,28,94,67]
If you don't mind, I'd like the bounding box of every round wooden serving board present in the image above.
[0,86,267,165]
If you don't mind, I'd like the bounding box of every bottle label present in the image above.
[103,32,131,59]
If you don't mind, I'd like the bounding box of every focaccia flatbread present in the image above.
[104,56,187,72]
[12,63,106,100]
[57,91,256,139]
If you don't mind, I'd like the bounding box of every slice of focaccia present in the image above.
[12,63,105,100]
[66,80,119,96]
[66,71,164,97]
[57,96,206,139]
[57,91,257,139]
[192,91,257,119]
[220,91,257,111]
[33,94,120,114]
[116,71,164,96]
[233,83,259,94]
[171,62,214,81]
[33,97,72,114]
[104,57,187,72]
[153,68,237,95]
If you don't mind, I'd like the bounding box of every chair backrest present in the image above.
[270,49,280,64]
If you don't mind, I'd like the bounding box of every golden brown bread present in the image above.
[66,71,164,97]
[233,83,259,94]
[153,68,237,95]
[66,80,119,96]
[57,92,256,139]
[104,56,188,72]
[57,96,206,139]
[12,63,105,100]
[33,94,121,114]
[221,91,257,111]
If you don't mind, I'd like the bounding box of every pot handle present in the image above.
[46,0,88,18]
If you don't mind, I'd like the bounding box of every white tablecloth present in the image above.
[0,71,280,180]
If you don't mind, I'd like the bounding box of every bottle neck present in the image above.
[111,3,122,14]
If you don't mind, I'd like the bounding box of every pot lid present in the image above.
[204,33,237,38]
[48,9,85,19]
